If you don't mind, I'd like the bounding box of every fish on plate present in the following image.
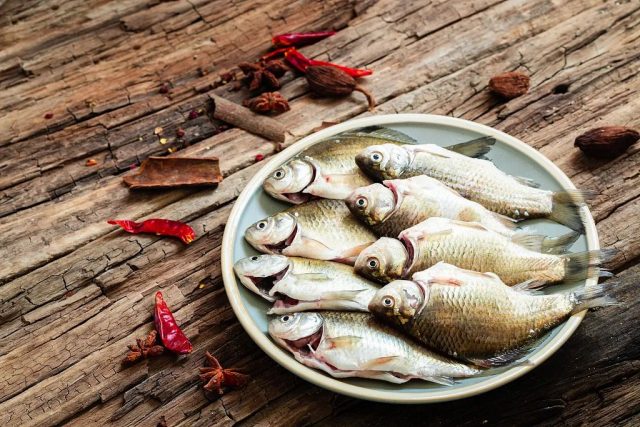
[233,254,379,313]
[244,198,377,265]
[368,262,617,366]
[269,311,481,384]
[354,217,614,285]
[263,126,495,203]
[356,142,590,231]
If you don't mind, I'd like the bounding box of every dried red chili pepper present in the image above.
[260,47,292,61]
[272,31,335,47]
[284,48,372,77]
[154,291,193,354]
[107,219,196,244]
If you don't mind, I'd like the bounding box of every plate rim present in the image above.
[220,113,598,404]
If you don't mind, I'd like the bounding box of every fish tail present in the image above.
[571,282,619,313]
[511,230,578,254]
[562,248,618,283]
[549,190,595,232]
[446,136,495,158]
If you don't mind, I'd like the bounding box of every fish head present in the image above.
[356,144,411,180]
[233,254,291,301]
[245,212,298,254]
[354,237,407,283]
[368,280,425,327]
[268,312,324,352]
[263,159,315,204]
[345,183,396,226]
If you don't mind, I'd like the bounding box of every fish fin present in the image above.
[325,336,362,349]
[541,231,581,254]
[361,355,400,370]
[449,220,492,232]
[511,232,546,252]
[549,190,595,232]
[571,282,619,314]
[561,248,618,283]
[511,175,541,188]
[338,242,375,260]
[409,144,454,159]
[353,127,417,144]
[428,276,463,287]
[491,211,519,229]
[446,136,496,158]
[294,273,332,281]
[321,289,367,299]
[465,346,534,368]
[511,279,547,295]
[424,375,456,386]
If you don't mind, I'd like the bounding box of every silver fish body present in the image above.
[356,143,588,231]
[269,311,480,384]
[233,254,379,313]
[368,262,615,363]
[244,199,377,265]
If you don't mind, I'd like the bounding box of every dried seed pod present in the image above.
[305,65,375,110]
[489,71,530,99]
[574,126,639,158]
[243,92,290,114]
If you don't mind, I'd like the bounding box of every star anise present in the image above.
[243,91,290,115]
[238,60,287,91]
[198,351,250,395]
[122,330,164,365]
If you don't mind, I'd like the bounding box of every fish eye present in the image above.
[382,296,394,307]
[280,315,291,322]
[256,221,267,230]
[355,197,367,208]
[370,152,382,163]
[273,169,285,180]
[250,256,259,261]
[367,258,379,269]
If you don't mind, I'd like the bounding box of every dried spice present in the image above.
[122,330,164,365]
[85,159,98,166]
[176,128,186,138]
[238,60,288,91]
[574,126,639,158]
[188,110,200,120]
[159,83,171,94]
[243,92,290,114]
[284,48,373,77]
[489,71,530,99]
[209,94,286,142]
[44,112,53,119]
[199,351,250,395]
[154,126,164,135]
[108,219,196,244]
[272,30,335,47]
[306,65,375,110]
[255,154,265,162]
[157,416,168,427]
[154,291,193,354]
[123,156,222,189]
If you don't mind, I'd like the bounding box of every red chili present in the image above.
[260,47,292,61]
[107,219,196,244]
[284,48,372,77]
[272,31,335,48]
[154,291,193,354]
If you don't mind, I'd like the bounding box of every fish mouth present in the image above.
[245,265,290,298]
[265,225,299,253]
[399,234,416,277]
[269,296,302,312]
[283,326,323,354]
[281,192,313,204]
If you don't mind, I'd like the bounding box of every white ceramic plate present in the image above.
[221,114,598,403]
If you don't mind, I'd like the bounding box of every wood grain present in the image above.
[0,0,638,425]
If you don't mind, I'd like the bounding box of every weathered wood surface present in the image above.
[0,0,638,425]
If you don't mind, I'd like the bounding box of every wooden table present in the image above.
[1,0,638,425]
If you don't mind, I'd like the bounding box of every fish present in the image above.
[354,217,614,285]
[368,262,617,365]
[264,126,494,203]
[355,143,590,232]
[244,198,377,265]
[268,311,481,384]
[233,254,379,313]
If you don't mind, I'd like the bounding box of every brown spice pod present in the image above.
[488,71,530,99]
[306,65,376,110]
[123,156,223,189]
[574,126,639,158]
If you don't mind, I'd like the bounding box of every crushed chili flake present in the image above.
[255,154,265,162]
[85,159,98,166]
[159,138,168,145]
[176,128,186,138]
[167,147,176,153]
[44,112,54,119]
[159,83,171,94]
[154,292,193,354]
[122,330,164,365]
[107,218,196,244]
[199,351,250,395]
[129,163,138,170]
[154,127,164,135]
[188,110,200,119]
